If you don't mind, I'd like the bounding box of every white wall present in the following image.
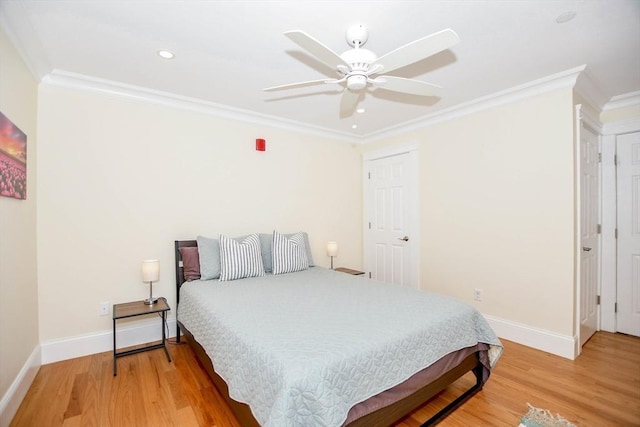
[36,84,363,345]
[362,88,577,341]
[0,28,40,426]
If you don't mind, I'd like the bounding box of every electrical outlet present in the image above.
[99,301,109,316]
[473,289,482,302]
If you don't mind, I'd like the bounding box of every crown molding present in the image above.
[41,70,361,144]
[364,65,587,143]
[574,67,608,111]
[602,90,640,112]
[40,65,595,146]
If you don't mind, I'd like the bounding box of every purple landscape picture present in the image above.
[0,111,27,200]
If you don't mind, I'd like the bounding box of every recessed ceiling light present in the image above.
[352,124,358,129]
[356,108,365,114]
[157,49,175,59]
[556,11,576,24]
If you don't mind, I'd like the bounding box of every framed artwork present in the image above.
[0,111,27,200]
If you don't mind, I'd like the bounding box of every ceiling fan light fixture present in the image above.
[347,75,367,91]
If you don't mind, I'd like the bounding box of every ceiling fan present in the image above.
[264,24,460,116]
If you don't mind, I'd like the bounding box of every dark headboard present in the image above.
[174,239,197,300]
[174,239,197,341]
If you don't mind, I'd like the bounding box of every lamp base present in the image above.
[144,280,157,305]
[144,297,158,305]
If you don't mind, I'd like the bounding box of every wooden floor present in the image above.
[10,331,640,426]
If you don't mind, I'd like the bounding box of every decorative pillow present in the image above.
[272,231,310,275]
[219,234,265,281]
[260,231,314,273]
[179,246,201,281]
[197,235,221,280]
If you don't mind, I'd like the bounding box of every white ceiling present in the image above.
[1,0,639,140]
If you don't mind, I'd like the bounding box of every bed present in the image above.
[174,235,502,427]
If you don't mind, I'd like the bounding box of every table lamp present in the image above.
[142,259,160,305]
[326,241,338,270]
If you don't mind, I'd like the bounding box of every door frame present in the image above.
[363,143,420,288]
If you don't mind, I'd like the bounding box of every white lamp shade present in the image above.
[141,259,160,282]
[326,241,338,257]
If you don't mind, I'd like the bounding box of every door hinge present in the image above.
[368,222,371,229]
[368,272,372,279]
[598,153,602,163]
[597,224,601,234]
[368,172,371,179]
[596,295,600,305]
[615,302,618,313]
[615,228,618,239]
[614,154,618,166]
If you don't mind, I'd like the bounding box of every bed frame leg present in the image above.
[419,362,484,426]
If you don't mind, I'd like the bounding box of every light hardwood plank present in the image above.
[10,332,640,426]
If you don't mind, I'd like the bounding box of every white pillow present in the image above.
[272,231,309,275]
[219,234,265,281]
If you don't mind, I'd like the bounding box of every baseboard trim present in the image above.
[484,314,578,360]
[40,317,178,364]
[29,314,577,374]
[0,344,41,427]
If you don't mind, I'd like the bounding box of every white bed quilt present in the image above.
[179,267,502,427]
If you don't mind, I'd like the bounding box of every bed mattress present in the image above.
[178,267,502,427]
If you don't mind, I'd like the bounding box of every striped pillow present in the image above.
[272,231,310,275]
[219,234,265,281]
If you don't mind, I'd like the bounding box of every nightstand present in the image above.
[112,297,172,376]
[335,267,365,276]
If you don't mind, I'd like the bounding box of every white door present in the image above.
[580,123,599,346]
[365,153,415,287]
[616,131,640,337]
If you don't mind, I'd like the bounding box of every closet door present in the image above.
[617,131,640,337]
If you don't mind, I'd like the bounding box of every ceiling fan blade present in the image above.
[285,30,350,70]
[264,79,337,92]
[372,29,460,74]
[340,88,360,117]
[371,76,443,97]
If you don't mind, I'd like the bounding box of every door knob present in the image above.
[582,246,592,252]
[398,236,409,242]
